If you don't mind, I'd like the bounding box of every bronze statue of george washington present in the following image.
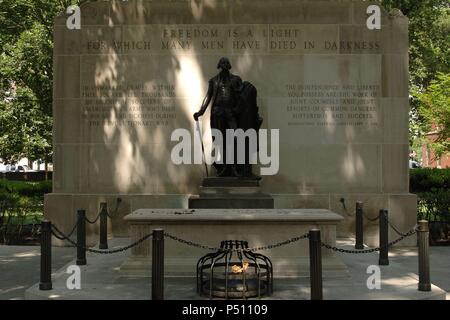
[193,57,262,179]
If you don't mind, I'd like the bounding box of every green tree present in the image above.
[0,0,90,165]
[0,20,53,164]
[0,0,449,165]
[380,1,449,157]
[418,73,450,158]
[381,1,450,88]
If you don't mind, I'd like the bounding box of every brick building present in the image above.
[421,131,450,168]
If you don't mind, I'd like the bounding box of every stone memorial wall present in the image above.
[47,0,416,245]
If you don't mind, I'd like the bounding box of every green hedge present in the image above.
[0,180,51,207]
[410,168,450,193]
[0,180,49,243]
[0,180,51,196]
[410,169,450,222]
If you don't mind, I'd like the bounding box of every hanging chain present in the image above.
[51,224,152,254]
[164,232,221,251]
[48,218,417,256]
[322,227,417,254]
[246,233,310,252]
[386,217,414,237]
[50,216,80,240]
[51,228,69,241]
[362,208,415,236]
[84,212,101,224]
[164,232,310,252]
[106,199,122,219]
[363,212,380,222]
[65,216,80,238]
[85,199,123,224]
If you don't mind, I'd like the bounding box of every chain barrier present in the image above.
[322,226,417,254]
[106,199,122,219]
[386,217,414,237]
[51,228,69,241]
[164,233,221,251]
[50,227,311,254]
[48,220,417,256]
[64,216,79,238]
[84,212,101,224]
[361,207,414,237]
[363,212,380,222]
[51,224,152,254]
[50,216,80,240]
[246,233,310,252]
[164,232,310,252]
[73,200,123,225]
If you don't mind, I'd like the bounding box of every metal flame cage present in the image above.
[197,240,273,299]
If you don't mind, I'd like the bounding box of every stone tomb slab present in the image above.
[121,209,347,278]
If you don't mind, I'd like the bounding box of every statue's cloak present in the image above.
[235,81,263,150]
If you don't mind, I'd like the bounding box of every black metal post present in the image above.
[378,209,389,266]
[152,229,164,300]
[355,201,364,249]
[418,220,431,291]
[39,220,52,290]
[76,210,87,265]
[309,229,323,300]
[99,202,108,249]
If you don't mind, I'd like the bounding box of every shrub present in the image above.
[410,169,450,222]
[0,179,50,213]
[0,180,50,244]
[0,180,51,197]
[417,190,450,222]
[410,168,450,193]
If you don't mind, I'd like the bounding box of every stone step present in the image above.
[199,186,261,196]
[188,195,274,209]
[202,177,260,188]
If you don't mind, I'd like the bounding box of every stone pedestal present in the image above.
[188,177,274,209]
[120,209,348,278]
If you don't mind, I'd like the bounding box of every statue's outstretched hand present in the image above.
[193,112,202,121]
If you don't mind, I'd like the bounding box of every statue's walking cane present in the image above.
[195,119,209,177]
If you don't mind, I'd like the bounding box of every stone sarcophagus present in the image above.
[120,208,347,278]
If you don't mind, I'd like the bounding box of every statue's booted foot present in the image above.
[217,168,230,177]
[245,173,262,181]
